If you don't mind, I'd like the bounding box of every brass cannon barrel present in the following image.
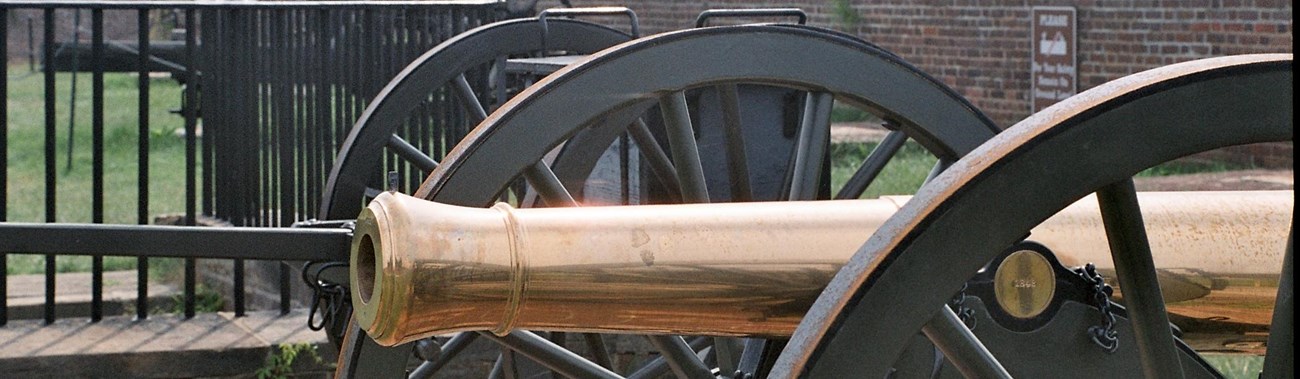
[351,191,1291,346]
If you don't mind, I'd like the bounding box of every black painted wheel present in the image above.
[319,17,633,221]
[324,16,633,378]
[775,54,1293,378]
[407,24,1000,378]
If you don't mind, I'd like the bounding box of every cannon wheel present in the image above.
[774,54,1294,378]
[319,17,633,221]
[321,17,633,378]
[393,24,1000,378]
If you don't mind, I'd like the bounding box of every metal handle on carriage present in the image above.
[538,6,639,53]
[695,8,808,28]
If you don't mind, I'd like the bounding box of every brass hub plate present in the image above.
[994,250,1057,319]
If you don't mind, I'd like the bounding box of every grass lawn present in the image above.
[5,68,194,275]
[1202,354,1265,379]
[829,140,937,199]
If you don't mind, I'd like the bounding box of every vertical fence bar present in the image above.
[287,9,298,221]
[303,10,314,218]
[227,7,247,319]
[445,8,456,159]
[434,8,444,160]
[337,10,349,150]
[432,9,446,161]
[1,7,9,327]
[413,9,429,182]
[254,8,264,229]
[322,9,335,172]
[202,7,219,218]
[201,9,215,217]
[234,6,242,226]
[453,6,466,143]
[185,10,198,227]
[305,9,319,219]
[315,8,326,217]
[293,7,307,311]
[270,8,279,228]
[254,8,264,228]
[213,9,226,223]
[293,9,306,224]
[242,6,250,229]
[299,9,310,218]
[240,9,251,224]
[91,7,105,322]
[242,7,254,220]
[26,16,34,72]
[43,8,58,325]
[295,9,305,219]
[333,10,345,149]
[245,8,256,228]
[259,8,270,229]
[434,7,445,165]
[239,8,250,227]
[399,9,412,191]
[184,248,196,318]
[319,8,331,216]
[339,10,352,154]
[406,9,420,186]
[356,10,370,144]
[374,9,392,192]
[236,7,261,316]
[287,8,304,314]
[275,8,293,315]
[385,8,408,191]
[438,7,449,158]
[317,7,333,217]
[348,9,359,147]
[206,10,219,221]
[184,0,198,308]
[224,9,239,225]
[65,10,78,174]
[135,8,150,320]
[403,10,418,191]
[184,8,200,319]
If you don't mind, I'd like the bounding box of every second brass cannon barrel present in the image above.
[351,191,1291,346]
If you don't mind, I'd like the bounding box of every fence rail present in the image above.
[1,0,502,326]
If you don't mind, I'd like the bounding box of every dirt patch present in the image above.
[1133,169,1293,191]
[830,122,889,144]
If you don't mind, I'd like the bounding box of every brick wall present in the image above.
[548,0,1292,129]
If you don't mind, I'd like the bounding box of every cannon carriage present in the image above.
[320,8,1291,378]
[0,5,1291,379]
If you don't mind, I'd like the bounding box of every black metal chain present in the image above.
[302,261,350,333]
[1075,263,1119,353]
[949,283,977,330]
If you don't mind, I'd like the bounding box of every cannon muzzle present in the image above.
[352,191,1291,346]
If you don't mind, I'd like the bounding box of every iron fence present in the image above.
[0,0,502,326]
